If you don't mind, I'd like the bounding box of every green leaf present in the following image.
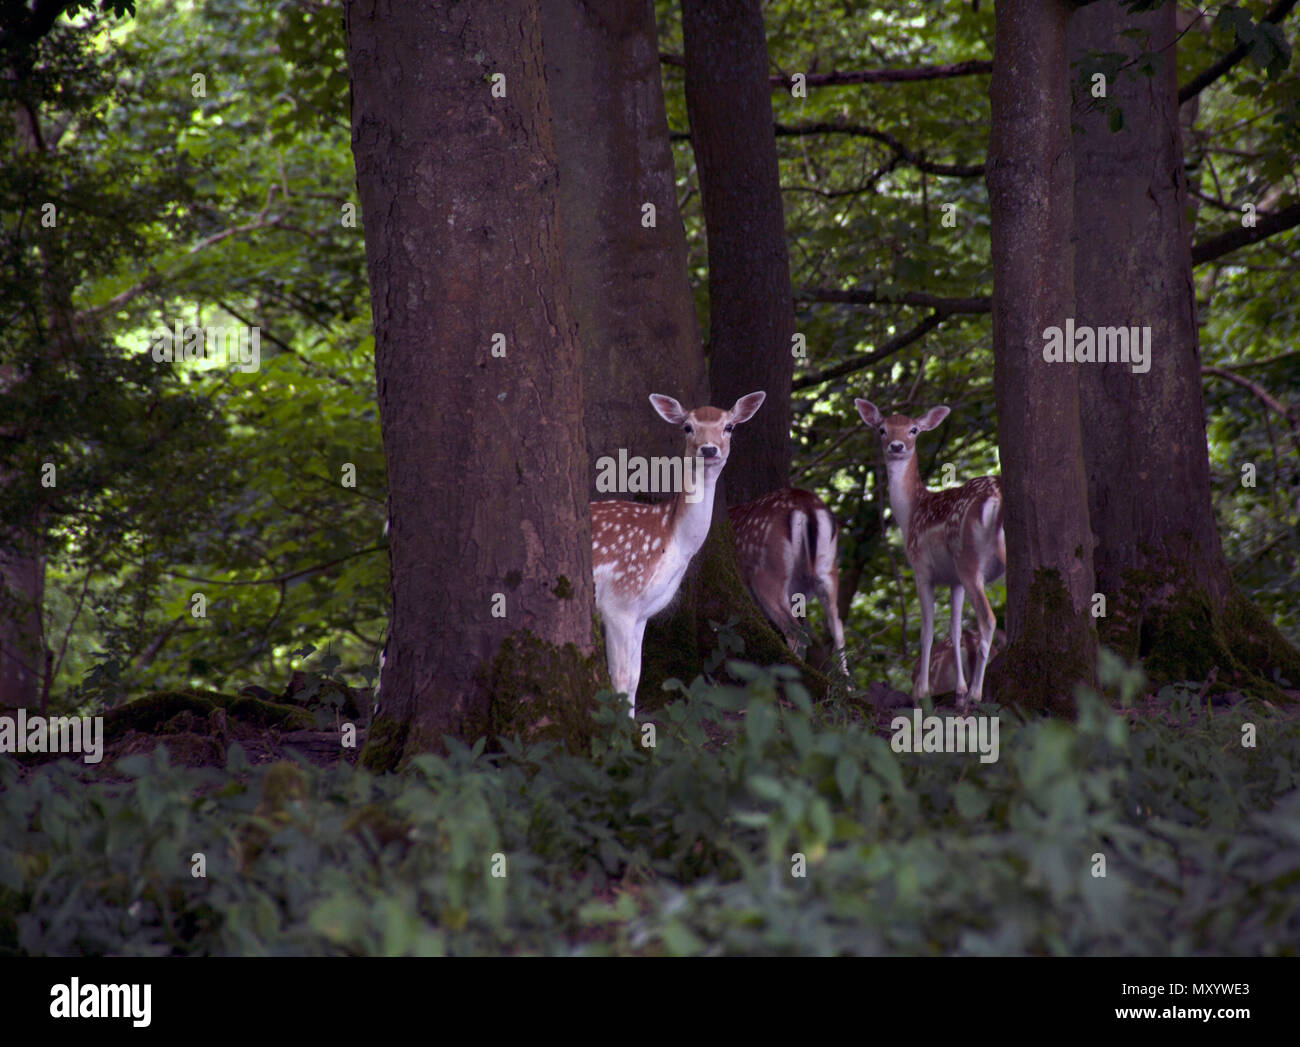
[953,781,989,820]
[834,755,858,801]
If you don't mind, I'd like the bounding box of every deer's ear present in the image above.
[916,405,950,431]
[649,394,688,425]
[728,391,766,425]
[855,399,883,428]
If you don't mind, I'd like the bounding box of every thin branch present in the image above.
[1188,186,1240,213]
[659,52,994,87]
[156,543,387,589]
[790,423,862,480]
[1214,349,1300,370]
[1191,200,1300,265]
[772,122,984,177]
[769,60,994,89]
[80,188,286,320]
[212,298,358,390]
[1202,365,1296,427]
[792,312,949,391]
[798,287,992,313]
[47,566,93,696]
[134,615,189,671]
[1243,530,1293,570]
[1178,0,1299,103]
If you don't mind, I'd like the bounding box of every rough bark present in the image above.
[985,0,1098,713]
[1069,1,1300,691]
[681,0,795,508]
[345,0,596,762]
[540,0,708,491]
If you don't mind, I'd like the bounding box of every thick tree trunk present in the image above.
[345,0,596,762]
[540,0,707,491]
[681,0,795,508]
[985,0,1097,713]
[1069,1,1300,689]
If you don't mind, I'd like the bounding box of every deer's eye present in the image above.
[683,424,693,434]
[909,427,918,435]
[878,426,886,435]
[724,423,734,432]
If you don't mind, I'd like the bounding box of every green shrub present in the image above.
[1,651,1297,956]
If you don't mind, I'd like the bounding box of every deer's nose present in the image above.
[888,441,904,453]
[699,445,719,458]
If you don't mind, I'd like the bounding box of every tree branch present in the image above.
[80,190,285,320]
[1178,0,1298,103]
[155,543,387,589]
[1190,200,1300,266]
[1213,349,1300,371]
[659,51,993,87]
[47,566,93,697]
[792,311,949,391]
[798,287,992,313]
[1202,366,1297,427]
[772,122,984,177]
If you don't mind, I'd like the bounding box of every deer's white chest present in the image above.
[594,533,694,621]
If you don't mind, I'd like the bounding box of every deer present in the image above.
[855,399,1005,705]
[729,488,848,674]
[591,391,766,717]
[912,627,1007,697]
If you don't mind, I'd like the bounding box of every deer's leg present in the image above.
[603,613,634,713]
[967,579,996,704]
[914,573,936,702]
[814,572,848,675]
[625,617,648,718]
[753,574,800,653]
[949,583,967,699]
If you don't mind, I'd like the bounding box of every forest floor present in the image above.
[12,675,1297,783]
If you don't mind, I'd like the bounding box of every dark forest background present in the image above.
[2,0,1296,718]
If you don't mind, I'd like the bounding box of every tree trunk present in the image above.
[1069,0,1300,690]
[985,0,1097,713]
[681,0,795,508]
[345,0,597,764]
[0,69,65,712]
[0,542,43,712]
[539,0,707,493]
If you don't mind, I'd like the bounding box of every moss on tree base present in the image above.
[480,629,605,754]
[358,714,409,773]
[987,568,1096,715]
[360,629,604,767]
[103,689,314,740]
[1097,544,1300,700]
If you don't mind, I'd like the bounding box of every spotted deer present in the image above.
[912,627,1007,697]
[856,400,1005,704]
[592,391,766,716]
[730,488,848,674]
